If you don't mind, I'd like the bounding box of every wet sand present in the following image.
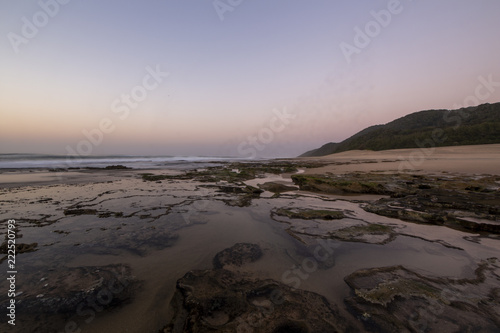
[0,148,499,332]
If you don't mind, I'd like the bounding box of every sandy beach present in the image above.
[301,144,500,175]
[0,145,499,332]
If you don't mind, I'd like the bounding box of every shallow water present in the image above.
[0,170,499,332]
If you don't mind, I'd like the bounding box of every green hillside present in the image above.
[300,102,500,157]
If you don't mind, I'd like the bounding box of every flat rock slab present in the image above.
[259,182,298,193]
[165,269,351,333]
[212,243,263,269]
[344,259,500,332]
[1,264,139,315]
[164,242,352,332]
[0,264,140,333]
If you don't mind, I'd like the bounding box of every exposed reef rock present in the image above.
[217,184,263,207]
[104,165,131,170]
[165,270,351,333]
[0,241,38,263]
[213,243,263,269]
[84,165,131,170]
[291,174,392,195]
[0,264,140,332]
[163,243,353,332]
[271,207,395,245]
[365,187,500,234]
[63,208,98,216]
[344,259,500,332]
[328,224,396,245]
[141,162,300,184]
[274,207,345,220]
[258,182,299,193]
[6,264,139,314]
[292,172,500,234]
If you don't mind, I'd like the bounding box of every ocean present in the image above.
[0,154,243,170]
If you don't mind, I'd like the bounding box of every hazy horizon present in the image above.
[1,100,499,159]
[2,0,500,158]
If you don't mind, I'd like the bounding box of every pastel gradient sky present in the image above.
[1,0,499,157]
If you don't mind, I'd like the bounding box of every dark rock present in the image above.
[328,224,396,245]
[0,241,38,264]
[212,243,263,269]
[259,182,298,193]
[48,168,67,172]
[63,208,97,216]
[0,241,37,254]
[163,269,351,333]
[163,243,353,332]
[12,264,138,314]
[274,208,345,220]
[344,259,500,332]
[217,185,247,193]
[291,174,393,195]
[219,185,263,207]
[0,264,141,332]
[365,188,500,234]
[104,165,130,170]
[245,185,265,195]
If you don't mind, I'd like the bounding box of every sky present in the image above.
[1,0,499,158]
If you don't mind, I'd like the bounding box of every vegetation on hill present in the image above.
[300,102,500,157]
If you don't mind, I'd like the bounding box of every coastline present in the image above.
[0,144,499,332]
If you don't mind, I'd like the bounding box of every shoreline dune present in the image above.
[300,143,500,175]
